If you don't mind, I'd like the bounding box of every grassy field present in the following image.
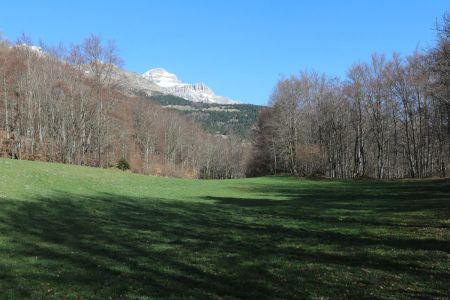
[0,158,449,299]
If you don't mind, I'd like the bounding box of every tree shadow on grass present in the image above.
[0,179,449,299]
[1,193,301,299]
[230,178,450,218]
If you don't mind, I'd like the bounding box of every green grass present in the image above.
[0,158,449,299]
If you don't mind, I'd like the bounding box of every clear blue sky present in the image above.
[1,1,448,105]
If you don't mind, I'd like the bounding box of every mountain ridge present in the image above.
[17,44,240,105]
[142,68,239,104]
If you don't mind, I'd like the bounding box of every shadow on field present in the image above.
[0,179,449,298]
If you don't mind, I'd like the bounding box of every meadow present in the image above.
[0,158,449,299]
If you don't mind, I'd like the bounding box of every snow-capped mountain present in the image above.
[142,68,186,88]
[142,68,239,104]
[11,45,240,104]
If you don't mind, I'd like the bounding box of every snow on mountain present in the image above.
[142,68,187,88]
[142,68,239,104]
[9,46,239,104]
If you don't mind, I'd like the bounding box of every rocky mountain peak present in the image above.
[141,68,238,104]
[142,68,184,88]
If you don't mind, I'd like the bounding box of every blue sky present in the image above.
[1,1,448,105]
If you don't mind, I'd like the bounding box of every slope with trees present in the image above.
[247,12,449,179]
[0,34,247,179]
[149,94,263,137]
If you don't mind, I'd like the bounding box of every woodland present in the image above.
[0,13,448,179]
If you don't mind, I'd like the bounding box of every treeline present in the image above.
[247,13,449,179]
[0,34,246,178]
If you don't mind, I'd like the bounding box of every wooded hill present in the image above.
[148,94,263,137]
[0,35,247,179]
[0,11,448,180]
[246,12,450,179]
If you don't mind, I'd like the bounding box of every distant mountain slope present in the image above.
[149,94,263,137]
[143,68,239,104]
[110,67,163,95]
[18,44,242,105]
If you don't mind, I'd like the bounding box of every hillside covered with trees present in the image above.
[149,94,263,137]
[0,34,246,179]
[247,12,450,179]
[0,12,448,180]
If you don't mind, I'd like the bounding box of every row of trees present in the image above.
[247,13,449,179]
[1,12,447,180]
[0,34,247,178]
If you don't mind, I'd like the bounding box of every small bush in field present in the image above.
[117,158,130,171]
